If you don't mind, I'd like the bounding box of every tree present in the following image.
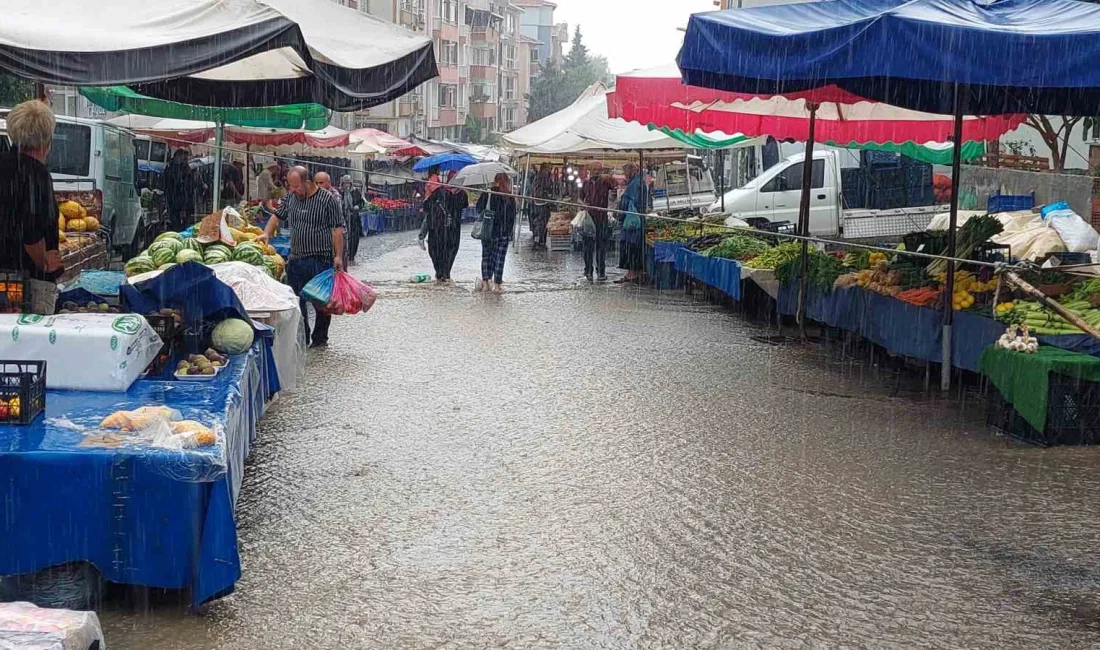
[565,26,588,70]
[1022,114,1083,172]
[526,57,568,122]
[0,73,33,107]
[464,113,484,144]
[526,26,614,122]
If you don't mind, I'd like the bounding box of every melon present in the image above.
[84,216,100,232]
[150,246,176,268]
[154,231,183,243]
[205,243,232,259]
[211,318,254,355]
[204,248,231,265]
[68,218,87,232]
[125,255,155,277]
[176,249,204,265]
[151,238,184,257]
[233,245,265,266]
[181,238,204,254]
[158,262,177,271]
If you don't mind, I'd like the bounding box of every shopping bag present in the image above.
[301,268,335,309]
[572,210,596,237]
[472,209,495,241]
[331,271,378,315]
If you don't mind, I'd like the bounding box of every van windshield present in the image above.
[661,164,714,196]
[132,138,151,161]
[47,122,91,177]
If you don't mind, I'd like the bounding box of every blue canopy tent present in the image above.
[412,152,478,173]
[678,0,1100,389]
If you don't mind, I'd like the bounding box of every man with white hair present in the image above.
[0,100,63,313]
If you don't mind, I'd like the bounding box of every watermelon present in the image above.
[233,245,265,266]
[150,238,183,258]
[150,246,176,267]
[154,231,182,243]
[125,255,155,277]
[211,318,255,355]
[158,262,177,271]
[205,243,232,259]
[204,248,231,265]
[262,255,279,276]
[177,249,204,265]
[181,238,204,254]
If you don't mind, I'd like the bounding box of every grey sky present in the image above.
[552,0,717,75]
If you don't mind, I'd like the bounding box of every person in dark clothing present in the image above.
[164,149,197,231]
[221,161,244,207]
[616,162,647,284]
[475,173,517,293]
[0,100,63,314]
[581,161,615,282]
[530,163,553,250]
[341,175,365,265]
[418,169,469,283]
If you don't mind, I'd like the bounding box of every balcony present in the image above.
[469,64,496,80]
[439,65,460,84]
[437,108,459,126]
[469,101,497,119]
[470,25,500,42]
[434,23,460,41]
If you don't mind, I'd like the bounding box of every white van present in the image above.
[0,112,148,256]
[709,150,944,240]
[132,134,170,185]
[651,158,717,215]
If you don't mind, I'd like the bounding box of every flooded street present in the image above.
[100,231,1100,649]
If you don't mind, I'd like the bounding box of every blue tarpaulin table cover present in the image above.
[678,0,1100,115]
[0,340,275,606]
[673,248,742,300]
[652,241,684,264]
[361,211,386,234]
[776,283,1100,372]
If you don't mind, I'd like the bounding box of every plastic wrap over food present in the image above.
[0,313,161,392]
[253,307,305,392]
[0,601,105,650]
[208,261,298,313]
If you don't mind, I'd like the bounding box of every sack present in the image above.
[302,268,377,315]
[472,209,496,241]
[622,198,642,232]
[572,210,596,237]
[1042,201,1099,253]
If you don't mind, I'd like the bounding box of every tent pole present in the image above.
[941,85,964,392]
[245,144,251,202]
[719,149,726,212]
[795,103,818,341]
[212,121,224,212]
[685,151,694,217]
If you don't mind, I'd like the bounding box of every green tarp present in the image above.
[979,345,1100,433]
[651,124,985,165]
[80,86,331,130]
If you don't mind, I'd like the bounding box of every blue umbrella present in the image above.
[412,152,478,173]
[678,0,1100,390]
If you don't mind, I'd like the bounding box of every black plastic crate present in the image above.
[0,271,30,314]
[0,360,46,425]
[986,374,1100,446]
[144,313,183,377]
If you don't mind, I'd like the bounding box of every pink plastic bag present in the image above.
[329,271,377,315]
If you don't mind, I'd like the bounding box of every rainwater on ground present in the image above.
[99,228,1100,649]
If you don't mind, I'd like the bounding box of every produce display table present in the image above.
[979,346,1100,435]
[0,340,276,607]
[672,248,742,300]
[361,211,386,234]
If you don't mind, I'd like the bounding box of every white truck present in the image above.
[652,158,717,215]
[708,150,944,240]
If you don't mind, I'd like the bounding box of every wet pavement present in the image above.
[99,229,1100,648]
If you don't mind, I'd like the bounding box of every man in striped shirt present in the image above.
[260,166,345,348]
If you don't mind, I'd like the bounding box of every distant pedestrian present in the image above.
[164,149,197,231]
[418,169,469,283]
[616,163,647,284]
[341,175,365,265]
[530,163,552,250]
[314,172,340,200]
[257,161,279,202]
[259,166,345,349]
[581,161,615,282]
[475,173,517,293]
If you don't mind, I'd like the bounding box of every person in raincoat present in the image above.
[529,163,553,250]
[476,173,517,293]
[340,175,365,265]
[616,162,647,284]
[164,149,198,232]
[418,169,469,283]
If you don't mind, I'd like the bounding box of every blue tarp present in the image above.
[678,0,1100,114]
[652,241,684,264]
[0,341,274,606]
[673,248,742,301]
[361,211,386,234]
[776,283,1100,371]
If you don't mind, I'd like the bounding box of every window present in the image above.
[504,45,516,69]
[104,130,121,180]
[151,140,168,164]
[47,122,91,177]
[761,159,825,193]
[437,84,457,108]
[131,138,151,161]
[470,83,495,102]
[504,76,516,100]
[530,48,539,62]
[440,0,457,23]
[440,40,458,66]
[471,48,496,66]
[506,13,515,33]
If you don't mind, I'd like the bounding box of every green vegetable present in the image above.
[927,215,1003,276]
[705,235,771,260]
[743,242,802,270]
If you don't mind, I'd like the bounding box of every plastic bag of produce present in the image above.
[301,268,335,310]
[0,602,105,650]
[331,272,377,316]
[1041,201,1099,252]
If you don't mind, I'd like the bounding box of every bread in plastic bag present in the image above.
[100,405,181,431]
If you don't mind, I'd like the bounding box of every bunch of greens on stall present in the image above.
[776,250,846,291]
[743,242,802,270]
[704,235,771,261]
[926,215,1003,276]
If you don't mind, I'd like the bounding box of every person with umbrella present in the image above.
[417,169,469,283]
[476,173,517,293]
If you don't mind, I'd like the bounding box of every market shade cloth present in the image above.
[610,64,1025,144]
[2,0,437,111]
[83,86,330,130]
[979,345,1100,434]
[412,152,478,173]
[503,83,691,154]
[451,162,519,188]
[677,0,1100,115]
[651,125,985,165]
[106,114,349,150]
[349,128,427,157]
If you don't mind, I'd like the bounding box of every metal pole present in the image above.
[795,103,818,340]
[719,149,726,212]
[685,152,694,215]
[212,121,224,212]
[244,143,251,202]
[941,85,964,391]
[518,153,531,242]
